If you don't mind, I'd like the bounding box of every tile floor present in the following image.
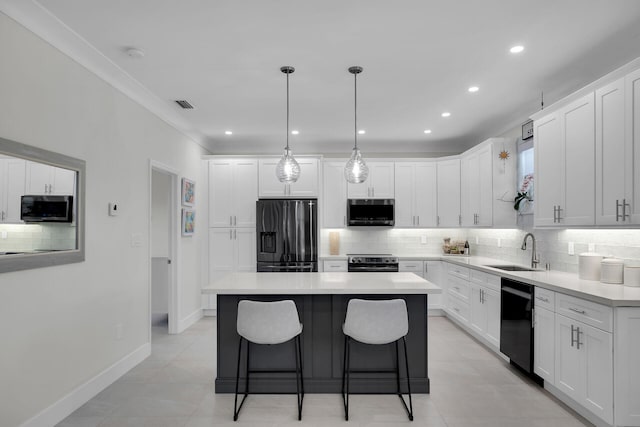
[57,316,592,427]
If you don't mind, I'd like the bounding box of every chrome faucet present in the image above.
[521,233,540,269]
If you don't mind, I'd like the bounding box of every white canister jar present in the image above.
[579,253,604,281]
[624,265,640,287]
[601,258,624,284]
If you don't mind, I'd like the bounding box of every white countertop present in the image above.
[202,272,442,295]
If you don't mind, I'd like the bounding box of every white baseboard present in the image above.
[177,308,203,333]
[203,308,217,317]
[428,308,445,316]
[20,343,151,427]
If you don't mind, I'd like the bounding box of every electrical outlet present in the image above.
[475,236,479,244]
[116,323,123,340]
[497,238,502,248]
[568,242,575,255]
[588,243,595,252]
[1,231,7,239]
[131,233,143,247]
[421,235,427,245]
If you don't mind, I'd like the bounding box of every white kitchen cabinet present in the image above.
[535,93,595,226]
[208,227,256,309]
[259,158,319,198]
[468,270,500,348]
[323,259,348,272]
[436,159,461,227]
[395,162,437,227]
[424,261,443,311]
[209,159,258,228]
[323,161,348,228]
[461,144,492,227]
[399,260,424,277]
[595,78,629,225]
[555,313,613,425]
[347,161,394,199]
[0,157,26,223]
[25,161,75,195]
[627,68,640,223]
[534,305,555,384]
[614,308,640,426]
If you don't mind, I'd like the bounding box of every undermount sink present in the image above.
[484,264,539,272]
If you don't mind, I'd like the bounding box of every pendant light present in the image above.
[344,66,369,184]
[276,66,301,183]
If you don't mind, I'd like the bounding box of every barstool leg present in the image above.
[294,335,303,421]
[233,337,246,421]
[402,337,414,421]
[342,336,351,421]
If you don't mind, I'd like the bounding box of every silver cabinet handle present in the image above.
[576,327,583,349]
[372,187,375,197]
[229,229,232,240]
[230,216,233,226]
[623,199,630,221]
[536,296,550,303]
[437,216,440,226]
[553,205,557,223]
[616,199,621,222]
[234,215,237,226]
[557,205,562,222]
[1,211,5,221]
[234,229,237,240]
[417,215,420,226]
[570,324,577,347]
[453,307,460,313]
[568,307,586,315]
[454,286,460,291]
[458,215,462,226]
[343,215,346,226]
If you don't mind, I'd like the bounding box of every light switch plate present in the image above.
[475,236,479,244]
[421,235,427,244]
[568,242,575,255]
[497,238,502,248]
[108,202,119,216]
[1,231,7,239]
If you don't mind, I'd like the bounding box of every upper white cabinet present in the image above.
[208,227,256,284]
[395,162,437,227]
[25,161,75,195]
[628,68,640,223]
[323,161,348,228]
[209,159,258,228]
[461,144,492,227]
[347,161,394,199]
[436,159,461,227]
[595,78,628,225]
[0,157,26,223]
[259,157,319,198]
[535,93,595,227]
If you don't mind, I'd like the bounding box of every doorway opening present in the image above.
[150,161,179,336]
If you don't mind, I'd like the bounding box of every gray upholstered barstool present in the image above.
[342,298,413,421]
[234,299,304,421]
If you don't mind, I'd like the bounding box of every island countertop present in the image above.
[202,272,442,295]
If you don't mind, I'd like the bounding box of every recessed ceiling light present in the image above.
[424,129,432,134]
[441,112,451,118]
[224,131,233,135]
[358,130,366,135]
[468,86,479,93]
[510,45,524,54]
[126,47,145,58]
[291,130,299,135]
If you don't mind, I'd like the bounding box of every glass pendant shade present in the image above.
[276,148,300,183]
[344,147,369,184]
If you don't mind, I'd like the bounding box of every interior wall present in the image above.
[151,170,170,258]
[0,12,207,427]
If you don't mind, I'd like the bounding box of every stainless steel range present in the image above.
[347,254,399,272]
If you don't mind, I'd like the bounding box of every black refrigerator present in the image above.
[256,199,318,272]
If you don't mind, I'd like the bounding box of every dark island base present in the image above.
[216,294,430,394]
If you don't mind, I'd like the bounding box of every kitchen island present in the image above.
[202,272,441,394]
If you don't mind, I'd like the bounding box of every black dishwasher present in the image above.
[500,278,534,375]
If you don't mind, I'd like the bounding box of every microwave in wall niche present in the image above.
[347,199,395,226]
[21,195,73,223]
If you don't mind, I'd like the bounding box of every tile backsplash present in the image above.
[321,227,640,273]
[0,223,76,252]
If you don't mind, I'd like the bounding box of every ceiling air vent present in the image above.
[175,100,194,109]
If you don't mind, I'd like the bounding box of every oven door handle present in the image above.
[348,265,399,272]
[501,286,532,300]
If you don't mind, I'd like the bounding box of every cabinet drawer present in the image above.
[469,269,501,291]
[556,293,612,332]
[447,294,470,324]
[448,276,470,302]
[447,263,470,280]
[399,260,424,273]
[323,260,348,272]
[534,287,556,311]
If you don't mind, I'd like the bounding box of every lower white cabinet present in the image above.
[424,261,443,311]
[469,270,500,349]
[399,260,424,277]
[323,259,347,272]
[555,313,613,424]
[208,227,256,310]
[615,308,640,426]
[533,305,555,384]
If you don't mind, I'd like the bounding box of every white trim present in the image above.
[530,56,640,121]
[0,1,208,151]
[203,309,217,317]
[427,308,445,317]
[178,308,203,333]
[19,343,150,427]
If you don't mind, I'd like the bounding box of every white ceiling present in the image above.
[8,0,640,155]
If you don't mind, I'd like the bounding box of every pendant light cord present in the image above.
[286,71,290,150]
[354,71,358,150]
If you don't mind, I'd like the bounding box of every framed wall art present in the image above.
[181,178,195,207]
[182,208,195,236]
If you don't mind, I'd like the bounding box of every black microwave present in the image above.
[347,199,394,226]
[21,195,73,223]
